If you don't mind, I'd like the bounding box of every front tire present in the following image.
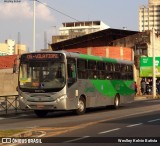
[112,95,120,109]
[34,110,48,117]
[75,97,86,115]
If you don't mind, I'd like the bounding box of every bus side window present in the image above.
[106,63,113,79]
[67,58,76,87]
[88,60,97,79]
[126,65,133,80]
[121,64,127,80]
[97,62,105,79]
[114,63,121,79]
[77,59,88,79]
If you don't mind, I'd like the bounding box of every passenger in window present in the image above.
[106,75,112,80]
[134,81,138,95]
[56,67,62,78]
[68,64,76,86]
[88,71,97,79]
[99,71,105,79]
[93,65,96,70]
[93,65,97,79]
[89,72,94,79]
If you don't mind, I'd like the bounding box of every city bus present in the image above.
[17,51,135,117]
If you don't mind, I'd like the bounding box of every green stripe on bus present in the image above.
[90,80,134,98]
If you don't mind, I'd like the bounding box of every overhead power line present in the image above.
[36,0,79,22]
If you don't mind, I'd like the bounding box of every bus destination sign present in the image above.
[21,53,63,61]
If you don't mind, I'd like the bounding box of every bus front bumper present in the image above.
[18,95,69,111]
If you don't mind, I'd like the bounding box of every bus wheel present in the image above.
[34,110,48,117]
[112,95,120,109]
[75,97,86,115]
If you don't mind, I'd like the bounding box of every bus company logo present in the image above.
[4,0,21,3]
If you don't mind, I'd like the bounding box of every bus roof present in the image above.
[62,51,133,65]
[21,51,133,65]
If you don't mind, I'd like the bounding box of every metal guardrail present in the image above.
[0,95,19,115]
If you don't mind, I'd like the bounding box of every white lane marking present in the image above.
[145,100,160,103]
[126,123,143,128]
[148,119,160,123]
[0,114,30,121]
[65,136,90,143]
[89,108,160,128]
[11,114,29,119]
[98,128,120,135]
[0,117,6,120]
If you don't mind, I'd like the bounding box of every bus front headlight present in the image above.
[19,96,25,101]
[20,96,24,100]
[55,95,67,103]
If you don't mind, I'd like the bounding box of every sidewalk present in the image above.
[0,109,33,117]
[134,95,159,101]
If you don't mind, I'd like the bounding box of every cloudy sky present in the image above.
[0,0,148,52]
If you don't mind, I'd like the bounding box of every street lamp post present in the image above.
[152,28,156,98]
[33,0,36,52]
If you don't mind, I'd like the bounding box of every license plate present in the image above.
[36,104,44,108]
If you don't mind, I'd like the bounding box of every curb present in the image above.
[134,95,160,101]
[0,110,33,117]
[134,95,155,100]
[134,96,150,101]
[13,130,46,137]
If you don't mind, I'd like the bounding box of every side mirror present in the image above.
[13,64,19,73]
[13,64,17,73]
[16,86,18,91]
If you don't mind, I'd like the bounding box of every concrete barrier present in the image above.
[0,95,19,114]
[0,72,18,114]
[0,72,18,96]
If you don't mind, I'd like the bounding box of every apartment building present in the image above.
[139,0,160,32]
[0,39,26,56]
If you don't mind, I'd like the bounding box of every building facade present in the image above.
[0,39,26,56]
[0,55,18,69]
[52,21,110,43]
[0,40,15,55]
[66,46,133,61]
[59,21,110,36]
[139,0,160,32]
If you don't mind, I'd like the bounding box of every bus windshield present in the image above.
[19,61,65,91]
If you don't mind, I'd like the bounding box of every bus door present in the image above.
[67,58,79,109]
[67,58,76,88]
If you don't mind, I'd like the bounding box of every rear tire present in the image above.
[34,110,48,117]
[112,95,120,109]
[75,97,86,115]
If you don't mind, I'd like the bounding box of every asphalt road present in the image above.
[0,99,160,146]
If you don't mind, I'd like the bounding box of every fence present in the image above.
[0,95,19,115]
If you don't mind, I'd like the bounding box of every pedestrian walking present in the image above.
[157,80,160,95]
[141,79,146,95]
[134,81,137,95]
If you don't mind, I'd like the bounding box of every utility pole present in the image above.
[44,31,47,50]
[152,28,156,98]
[17,32,21,55]
[33,0,36,52]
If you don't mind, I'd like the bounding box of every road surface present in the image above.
[0,99,160,146]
